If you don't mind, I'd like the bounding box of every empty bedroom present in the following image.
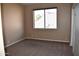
[0,3,79,56]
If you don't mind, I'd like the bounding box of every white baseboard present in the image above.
[25,37,69,43]
[5,37,69,48]
[5,38,25,48]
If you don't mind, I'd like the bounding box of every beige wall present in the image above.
[25,3,71,42]
[2,4,24,47]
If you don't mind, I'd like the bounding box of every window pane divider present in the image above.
[44,9,45,29]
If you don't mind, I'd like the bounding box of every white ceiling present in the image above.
[20,3,35,6]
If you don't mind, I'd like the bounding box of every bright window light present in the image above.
[33,8,57,29]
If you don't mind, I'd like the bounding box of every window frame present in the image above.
[33,7,58,29]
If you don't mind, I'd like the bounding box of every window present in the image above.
[33,7,57,29]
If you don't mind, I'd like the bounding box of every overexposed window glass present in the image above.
[33,10,44,28]
[33,8,57,29]
[45,9,57,29]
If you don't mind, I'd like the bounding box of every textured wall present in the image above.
[2,4,24,46]
[24,3,71,42]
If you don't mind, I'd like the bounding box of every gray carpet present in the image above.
[6,39,73,56]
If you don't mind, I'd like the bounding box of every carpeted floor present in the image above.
[5,39,73,56]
